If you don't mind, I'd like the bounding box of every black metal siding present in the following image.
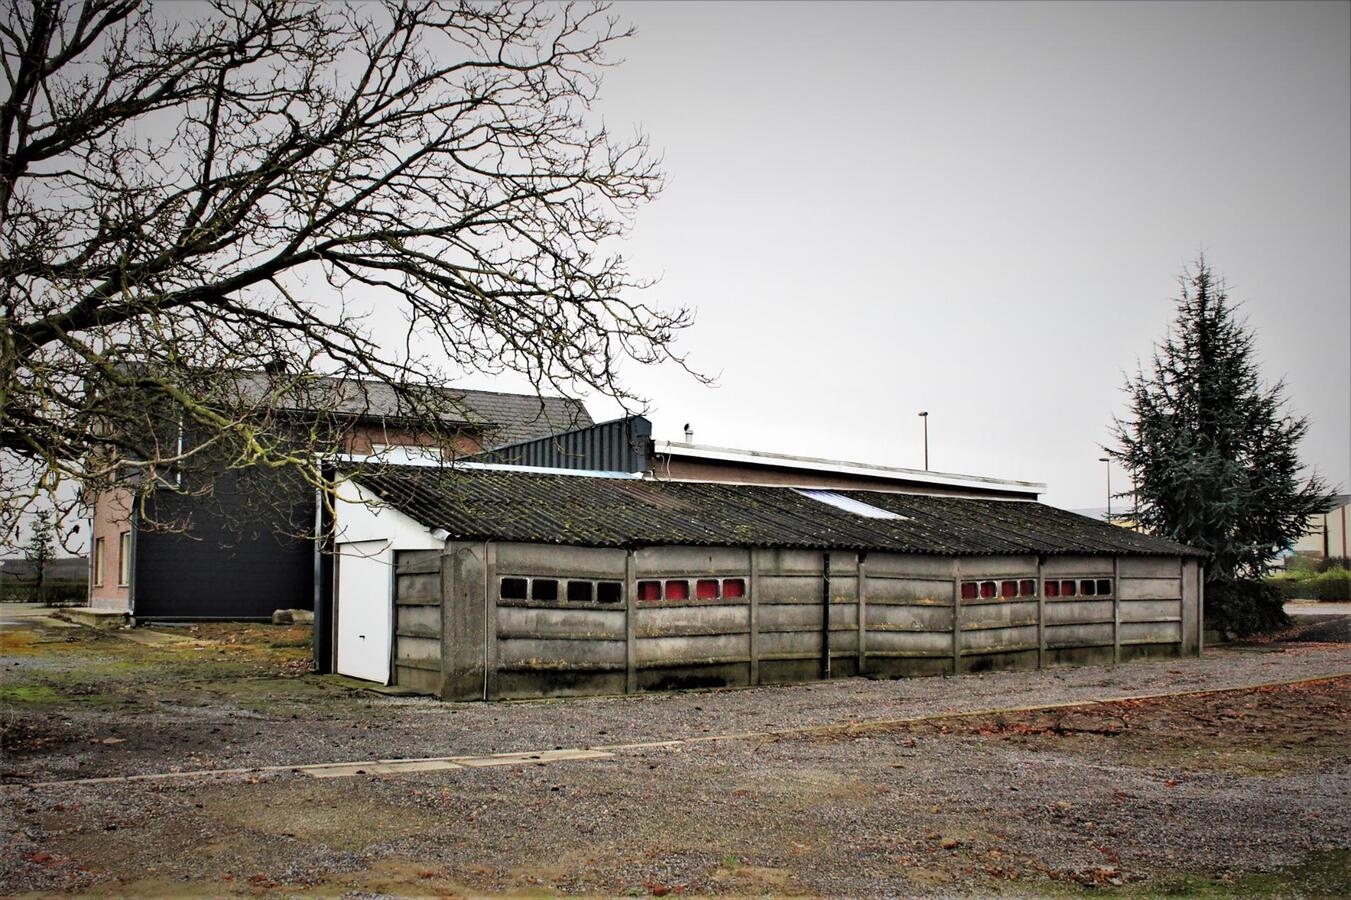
[474,415,651,472]
[133,469,315,619]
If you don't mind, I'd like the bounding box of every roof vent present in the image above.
[794,489,908,520]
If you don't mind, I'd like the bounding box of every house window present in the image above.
[597,582,623,604]
[566,580,594,603]
[638,580,662,602]
[117,532,131,586]
[664,580,689,601]
[722,578,746,598]
[531,579,558,601]
[1044,580,1060,597]
[960,582,978,600]
[500,577,528,600]
[93,537,105,586]
[696,579,720,600]
[1019,579,1037,597]
[1000,580,1018,599]
[1096,578,1113,596]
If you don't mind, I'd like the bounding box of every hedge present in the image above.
[1267,568,1351,602]
[0,578,87,606]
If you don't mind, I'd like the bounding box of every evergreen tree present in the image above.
[1111,258,1334,583]
[23,509,56,604]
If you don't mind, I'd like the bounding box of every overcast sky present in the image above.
[464,0,1350,510]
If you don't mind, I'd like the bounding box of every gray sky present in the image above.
[464,0,1350,510]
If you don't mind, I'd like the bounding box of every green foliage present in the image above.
[1205,578,1289,637]
[1112,258,1335,582]
[1316,556,1350,574]
[1266,568,1351,602]
[0,577,85,605]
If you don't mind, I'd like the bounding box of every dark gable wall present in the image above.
[134,466,315,619]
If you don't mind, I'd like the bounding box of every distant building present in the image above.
[475,415,1045,500]
[87,375,591,619]
[1290,494,1351,560]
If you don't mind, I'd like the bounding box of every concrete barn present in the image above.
[322,464,1205,700]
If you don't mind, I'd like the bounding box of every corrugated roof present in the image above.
[348,465,1205,558]
[236,374,592,445]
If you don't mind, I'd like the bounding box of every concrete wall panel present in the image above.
[864,629,953,656]
[494,543,627,578]
[962,625,1039,653]
[1119,621,1183,644]
[635,545,750,576]
[865,553,954,578]
[1045,622,1114,647]
[867,603,954,631]
[497,605,626,639]
[636,633,748,665]
[955,556,1038,578]
[1117,599,1181,623]
[1044,599,1114,625]
[1042,555,1115,576]
[961,600,1039,629]
[1119,577,1182,601]
[1119,557,1183,578]
[635,604,749,635]
[866,577,953,604]
[497,636,626,668]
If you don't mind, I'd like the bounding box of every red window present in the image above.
[961,582,978,600]
[980,581,996,599]
[1044,580,1060,597]
[664,580,689,601]
[1080,579,1097,596]
[1019,579,1037,597]
[1001,580,1017,599]
[723,578,746,598]
[1096,579,1113,596]
[1060,580,1076,597]
[696,579,720,600]
[638,580,662,602]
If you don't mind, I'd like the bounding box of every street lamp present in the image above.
[1099,456,1111,523]
[918,411,929,471]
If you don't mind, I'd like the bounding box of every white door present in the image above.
[336,540,393,683]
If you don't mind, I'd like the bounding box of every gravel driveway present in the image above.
[3,615,1349,895]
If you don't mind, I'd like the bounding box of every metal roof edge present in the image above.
[650,441,1047,493]
[334,453,642,480]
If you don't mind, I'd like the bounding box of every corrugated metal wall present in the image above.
[474,415,651,473]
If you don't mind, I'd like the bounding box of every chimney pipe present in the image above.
[683,423,693,443]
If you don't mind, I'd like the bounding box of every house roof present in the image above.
[347,465,1204,558]
[237,374,592,445]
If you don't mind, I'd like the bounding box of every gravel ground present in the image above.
[2,617,1349,896]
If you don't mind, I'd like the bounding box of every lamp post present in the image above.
[918,411,929,470]
[1099,456,1111,523]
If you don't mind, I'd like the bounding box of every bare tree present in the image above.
[0,0,695,542]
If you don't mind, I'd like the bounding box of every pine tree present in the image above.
[1112,258,1334,585]
[23,509,56,604]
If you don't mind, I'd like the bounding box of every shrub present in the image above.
[0,578,87,606]
[1266,568,1351,602]
[1316,556,1350,574]
[1206,578,1289,637]
[1284,554,1317,574]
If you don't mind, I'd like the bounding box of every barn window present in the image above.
[961,582,978,600]
[1097,578,1113,596]
[1044,580,1060,597]
[665,580,689,601]
[1020,579,1037,597]
[1080,579,1097,596]
[696,579,720,600]
[597,582,623,604]
[566,580,594,603]
[1060,580,1076,597]
[723,578,746,598]
[980,581,996,599]
[500,577,528,600]
[531,579,559,601]
[1000,580,1017,599]
[638,580,662,602]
